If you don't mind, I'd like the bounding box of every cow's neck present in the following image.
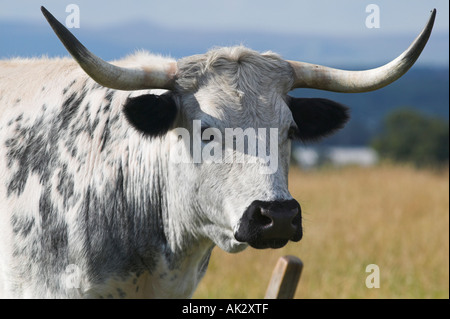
[101,134,215,298]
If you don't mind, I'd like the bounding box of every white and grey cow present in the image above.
[0,7,435,298]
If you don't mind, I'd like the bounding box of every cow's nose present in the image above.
[259,203,300,239]
[234,199,302,249]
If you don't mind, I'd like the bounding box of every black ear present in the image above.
[123,93,177,137]
[288,97,350,142]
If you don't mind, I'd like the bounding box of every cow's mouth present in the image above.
[234,199,302,250]
[247,238,290,249]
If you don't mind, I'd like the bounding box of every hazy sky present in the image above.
[1,0,448,36]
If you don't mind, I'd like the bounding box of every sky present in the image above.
[1,0,449,36]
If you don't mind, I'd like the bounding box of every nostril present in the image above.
[253,208,272,227]
[291,210,301,226]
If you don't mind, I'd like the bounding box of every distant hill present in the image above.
[1,19,448,65]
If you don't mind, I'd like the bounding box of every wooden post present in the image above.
[264,255,303,299]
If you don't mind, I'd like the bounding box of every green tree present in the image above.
[372,108,449,167]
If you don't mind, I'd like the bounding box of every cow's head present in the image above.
[41,7,435,252]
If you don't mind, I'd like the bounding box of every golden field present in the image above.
[193,164,449,299]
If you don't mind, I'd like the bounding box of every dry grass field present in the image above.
[193,164,449,299]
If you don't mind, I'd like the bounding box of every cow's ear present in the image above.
[288,97,350,142]
[123,93,177,137]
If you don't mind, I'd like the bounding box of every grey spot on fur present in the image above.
[62,79,77,95]
[116,288,126,298]
[11,215,35,237]
[56,164,75,208]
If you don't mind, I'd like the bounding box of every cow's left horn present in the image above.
[288,9,436,92]
[41,6,176,91]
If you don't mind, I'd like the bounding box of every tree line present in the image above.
[371,108,449,168]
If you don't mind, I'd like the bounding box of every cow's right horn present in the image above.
[288,9,436,93]
[41,6,176,91]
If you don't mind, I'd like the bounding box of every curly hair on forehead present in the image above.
[175,46,294,93]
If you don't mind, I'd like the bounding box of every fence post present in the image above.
[264,255,303,299]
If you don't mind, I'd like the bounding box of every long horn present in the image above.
[41,6,176,90]
[288,9,436,93]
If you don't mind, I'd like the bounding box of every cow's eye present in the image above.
[288,126,299,140]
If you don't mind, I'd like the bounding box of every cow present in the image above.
[0,7,435,298]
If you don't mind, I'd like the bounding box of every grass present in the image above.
[193,163,449,299]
